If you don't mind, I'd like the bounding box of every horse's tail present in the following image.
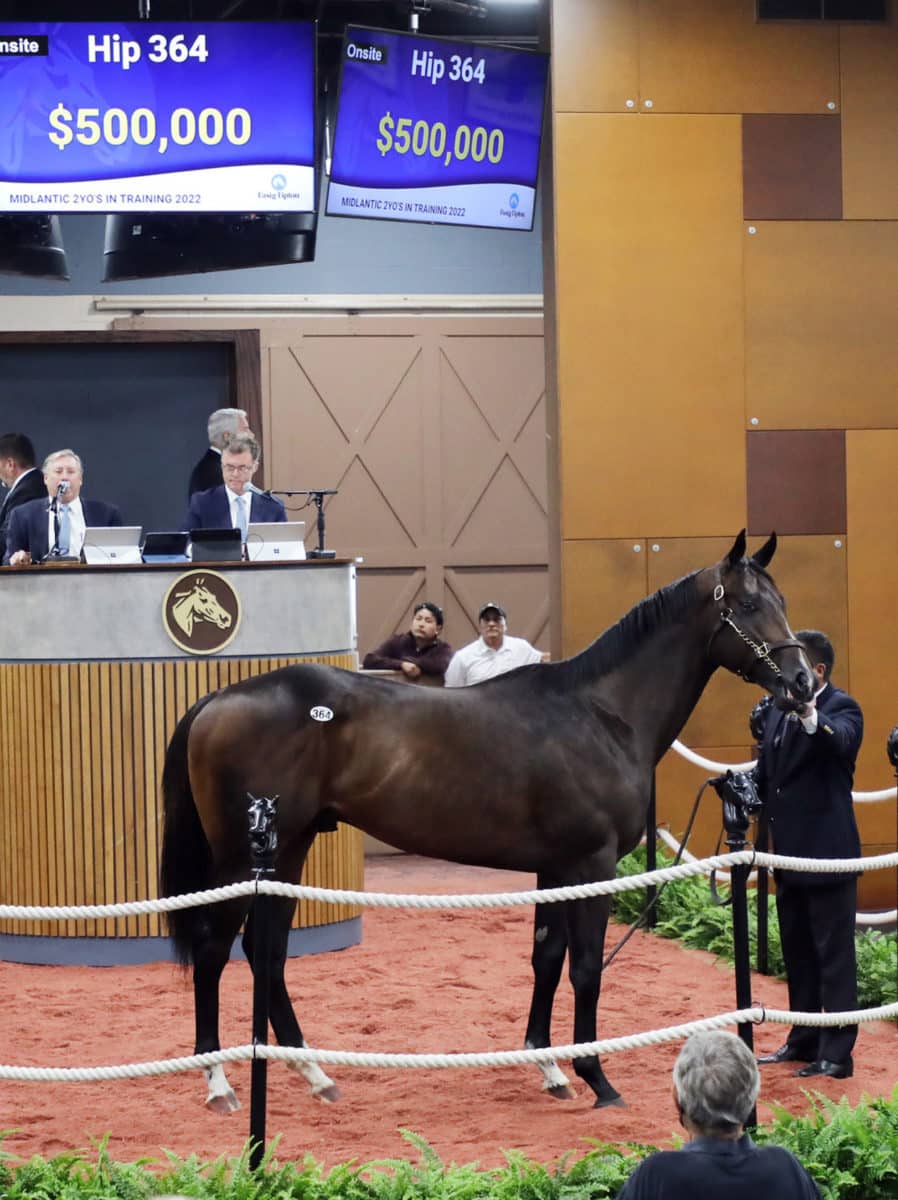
[160,693,217,968]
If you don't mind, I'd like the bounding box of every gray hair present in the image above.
[222,431,260,462]
[42,448,83,474]
[207,408,248,449]
[673,1031,760,1134]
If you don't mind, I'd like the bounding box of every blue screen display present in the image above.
[326,27,548,231]
[0,22,315,213]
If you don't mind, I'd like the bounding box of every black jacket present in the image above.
[188,447,223,498]
[0,468,46,563]
[754,684,863,886]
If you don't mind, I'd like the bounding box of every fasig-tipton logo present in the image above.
[344,39,388,65]
[0,33,49,56]
[162,570,242,656]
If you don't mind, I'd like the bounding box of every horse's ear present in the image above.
[751,532,777,570]
[724,529,747,569]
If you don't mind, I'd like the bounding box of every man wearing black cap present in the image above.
[444,601,542,687]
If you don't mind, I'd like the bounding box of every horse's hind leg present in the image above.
[565,893,624,1108]
[524,893,575,1099]
[192,896,249,1113]
[242,895,340,1104]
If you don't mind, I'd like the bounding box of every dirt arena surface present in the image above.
[2,854,895,1170]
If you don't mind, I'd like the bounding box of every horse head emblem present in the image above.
[172,577,233,637]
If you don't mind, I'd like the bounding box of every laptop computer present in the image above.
[142,531,191,563]
[189,527,243,563]
[82,526,143,566]
[245,520,307,562]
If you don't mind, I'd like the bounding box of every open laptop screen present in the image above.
[82,526,143,566]
[246,521,307,562]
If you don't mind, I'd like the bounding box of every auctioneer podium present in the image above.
[0,559,363,964]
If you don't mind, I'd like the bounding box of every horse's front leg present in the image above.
[564,892,624,1108]
[524,891,575,1099]
[192,896,249,1113]
[242,893,340,1103]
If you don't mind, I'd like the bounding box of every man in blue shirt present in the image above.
[616,1031,821,1199]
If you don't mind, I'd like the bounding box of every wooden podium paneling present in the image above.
[0,561,364,962]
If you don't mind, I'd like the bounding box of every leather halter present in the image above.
[706,582,803,682]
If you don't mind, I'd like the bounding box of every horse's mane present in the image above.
[545,570,702,689]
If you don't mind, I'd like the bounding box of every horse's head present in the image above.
[190,581,233,630]
[705,530,814,708]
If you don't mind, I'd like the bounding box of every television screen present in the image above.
[102,211,316,281]
[0,21,316,214]
[0,214,68,278]
[326,26,548,232]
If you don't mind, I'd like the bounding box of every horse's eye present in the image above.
[740,600,759,614]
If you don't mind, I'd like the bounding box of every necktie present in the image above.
[58,504,71,554]
[235,494,248,541]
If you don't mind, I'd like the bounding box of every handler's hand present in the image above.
[9,550,32,567]
[400,661,421,678]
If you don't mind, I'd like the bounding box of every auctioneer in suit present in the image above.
[184,485,286,531]
[3,496,122,565]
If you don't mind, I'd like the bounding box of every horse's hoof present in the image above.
[313,1084,341,1104]
[205,1090,241,1114]
[593,1094,626,1109]
[546,1083,577,1100]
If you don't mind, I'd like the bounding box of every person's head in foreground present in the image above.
[673,1030,759,1140]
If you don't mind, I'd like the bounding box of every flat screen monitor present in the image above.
[0,21,316,214]
[326,26,548,232]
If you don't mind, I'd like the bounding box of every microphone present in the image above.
[49,479,70,511]
[244,481,270,497]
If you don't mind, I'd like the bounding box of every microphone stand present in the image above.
[269,488,338,559]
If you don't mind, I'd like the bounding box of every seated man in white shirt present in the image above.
[444,602,543,687]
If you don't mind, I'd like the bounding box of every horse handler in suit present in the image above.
[4,448,122,566]
[184,431,286,537]
[0,432,46,563]
[754,629,863,1080]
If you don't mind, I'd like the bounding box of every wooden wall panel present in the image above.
[560,539,647,658]
[0,656,363,942]
[841,22,898,219]
[747,430,846,536]
[846,432,898,858]
[745,222,898,429]
[742,115,842,221]
[555,114,745,539]
[637,0,838,114]
[551,0,638,113]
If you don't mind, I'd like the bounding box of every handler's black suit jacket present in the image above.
[0,468,46,563]
[3,495,122,564]
[754,684,862,887]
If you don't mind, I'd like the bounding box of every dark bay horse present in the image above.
[160,531,813,1113]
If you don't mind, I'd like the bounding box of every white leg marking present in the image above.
[526,1040,572,1093]
[204,1064,240,1113]
[286,1040,339,1101]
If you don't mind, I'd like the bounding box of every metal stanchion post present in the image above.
[247,794,279,1172]
[749,695,773,975]
[645,773,657,930]
[710,770,761,1127]
[888,727,898,996]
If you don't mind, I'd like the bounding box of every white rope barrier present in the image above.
[2,850,898,922]
[654,828,897,925]
[669,738,897,802]
[2,1002,896,1083]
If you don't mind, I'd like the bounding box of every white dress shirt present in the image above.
[45,497,86,556]
[444,634,542,687]
[226,487,251,535]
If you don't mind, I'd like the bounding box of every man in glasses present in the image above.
[184,432,286,539]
